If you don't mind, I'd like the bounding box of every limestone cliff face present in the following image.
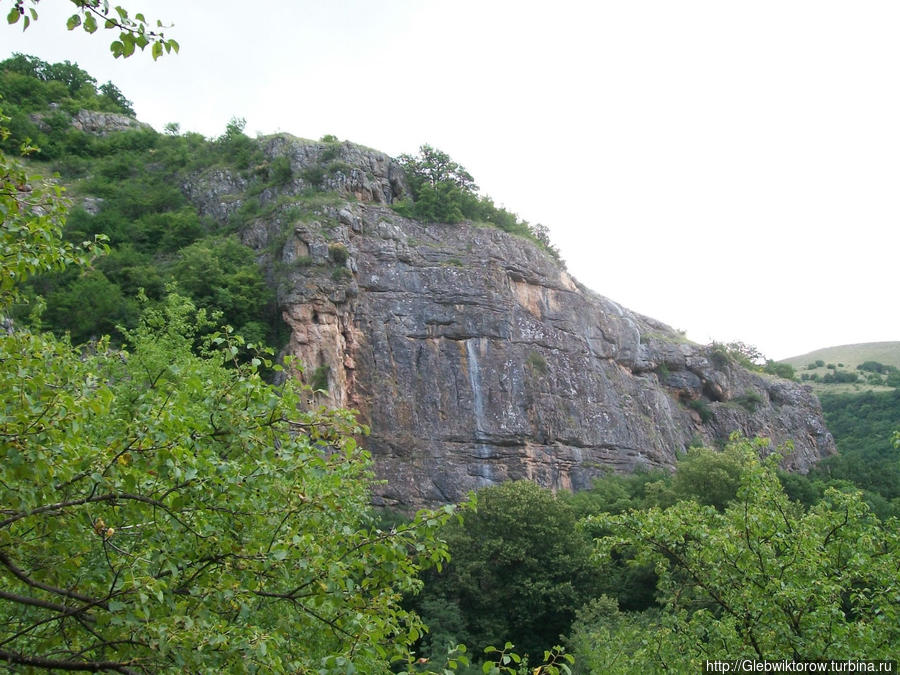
[185,136,835,508]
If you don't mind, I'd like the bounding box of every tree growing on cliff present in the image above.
[396,144,479,223]
[395,145,563,261]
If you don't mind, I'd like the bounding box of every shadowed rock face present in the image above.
[186,137,836,508]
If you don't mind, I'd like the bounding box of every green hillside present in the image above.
[780,342,900,394]
[782,341,900,370]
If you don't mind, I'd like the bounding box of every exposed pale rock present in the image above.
[70,110,150,135]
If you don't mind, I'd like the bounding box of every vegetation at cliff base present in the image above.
[578,435,899,671]
[412,481,601,661]
[411,437,900,670]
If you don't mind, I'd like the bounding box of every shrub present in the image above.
[331,267,352,282]
[735,390,764,412]
[327,160,353,175]
[858,361,897,375]
[309,363,330,391]
[822,370,859,384]
[763,360,795,380]
[301,165,325,187]
[687,399,713,423]
[526,351,548,374]
[269,155,293,185]
[328,242,349,264]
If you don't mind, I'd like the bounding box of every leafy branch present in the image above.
[6,0,179,60]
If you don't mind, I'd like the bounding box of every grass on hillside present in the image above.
[781,342,900,370]
[780,342,900,395]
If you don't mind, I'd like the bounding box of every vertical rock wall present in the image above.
[184,136,835,508]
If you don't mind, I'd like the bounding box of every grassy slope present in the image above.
[780,342,900,394]
[782,342,900,370]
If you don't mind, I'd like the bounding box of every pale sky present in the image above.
[4,1,898,360]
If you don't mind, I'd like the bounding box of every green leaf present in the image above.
[121,34,135,57]
[83,13,98,33]
[7,7,20,24]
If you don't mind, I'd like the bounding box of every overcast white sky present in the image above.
[4,1,898,359]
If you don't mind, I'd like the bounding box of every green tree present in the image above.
[0,293,458,672]
[587,435,900,670]
[99,80,135,115]
[170,235,274,343]
[396,144,479,223]
[564,596,657,675]
[651,443,745,511]
[43,268,139,342]
[416,481,600,661]
[399,144,477,194]
[394,145,562,261]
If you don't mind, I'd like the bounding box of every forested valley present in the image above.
[2,18,899,673]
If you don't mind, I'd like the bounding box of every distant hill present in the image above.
[781,342,900,394]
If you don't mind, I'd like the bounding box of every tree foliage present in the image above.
[0,294,459,672]
[0,108,105,307]
[585,435,900,670]
[6,0,178,60]
[1,59,287,348]
[396,144,477,224]
[415,481,600,662]
[395,145,561,261]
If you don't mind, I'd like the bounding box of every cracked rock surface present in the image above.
[185,138,835,508]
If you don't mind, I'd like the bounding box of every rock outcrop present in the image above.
[30,107,150,136]
[70,110,150,135]
[184,135,836,508]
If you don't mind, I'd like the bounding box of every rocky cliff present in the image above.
[185,135,835,507]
